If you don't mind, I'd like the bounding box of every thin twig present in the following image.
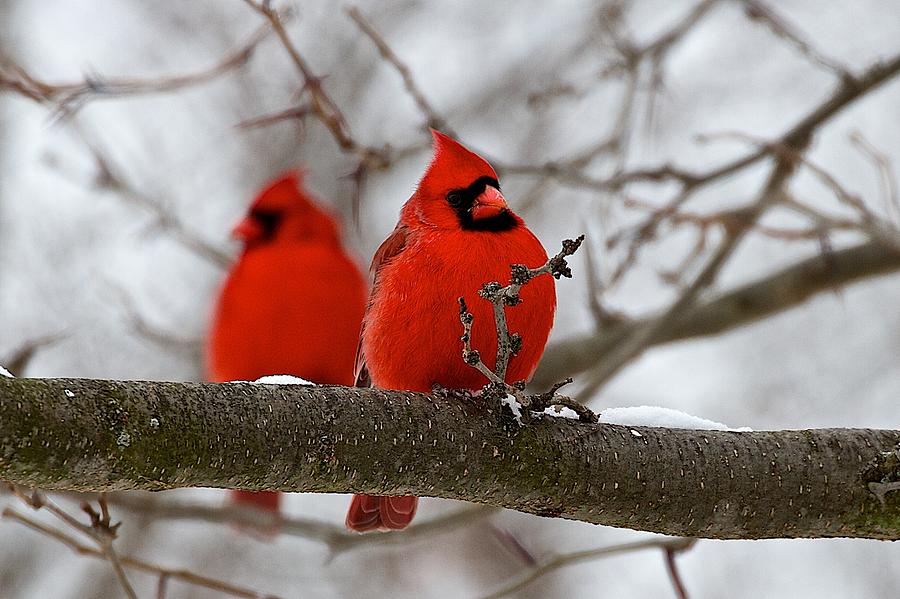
[107,283,203,355]
[575,51,900,396]
[850,130,900,225]
[0,332,67,376]
[0,23,274,116]
[579,158,798,399]
[241,0,392,168]
[47,120,232,269]
[9,488,139,598]
[534,238,900,388]
[479,536,695,599]
[459,237,597,423]
[101,492,497,553]
[2,507,281,598]
[741,0,852,77]
[346,6,450,133]
[663,539,697,599]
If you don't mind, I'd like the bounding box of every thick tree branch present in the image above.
[1,377,898,540]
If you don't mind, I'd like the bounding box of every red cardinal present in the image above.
[208,171,367,515]
[346,131,556,532]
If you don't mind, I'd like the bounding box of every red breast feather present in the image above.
[362,225,554,392]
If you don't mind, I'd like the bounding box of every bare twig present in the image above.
[458,237,597,423]
[1,507,281,598]
[494,1,718,195]
[236,104,311,130]
[82,495,138,599]
[850,130,900,225]
[740,0,852,77]
[0,23,273,116]
[488,525,539,566]
[479,536,695,599]
[535,238,900,387]
[346,6,450,133]
[44,120,233,269]
[0,333,67,376]
[241,0,393,169]
[101,492,497,553]
[572,51,900,395]
[107,283,202,355]
[8,488,140,598]
[578,159,798,398]
[664,539,697,599]
[697,130,900,251]
[507,49,900,237]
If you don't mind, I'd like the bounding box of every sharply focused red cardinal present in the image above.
[208,171,367,515]
[346,131,556,532]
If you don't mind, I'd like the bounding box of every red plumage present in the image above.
[346,132,556,532]
[207,171,367,515]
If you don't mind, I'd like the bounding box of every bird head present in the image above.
[405,131,520,232]
[233,170,342,249]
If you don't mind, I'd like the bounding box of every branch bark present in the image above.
[1,377,899,540]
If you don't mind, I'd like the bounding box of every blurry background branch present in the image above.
[0,22,274,117]
[2,492,280,599]
[99,492,496,554]
[480,536,696,599]
[535,239,900,388]
[2,377,899,541]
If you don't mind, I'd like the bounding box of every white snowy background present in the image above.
[2,0,899,597]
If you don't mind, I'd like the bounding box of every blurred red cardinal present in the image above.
[208,171,367,515]
[346,131,556,532]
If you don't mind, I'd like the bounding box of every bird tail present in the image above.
[345,494,418,532]
[229,490,281,514]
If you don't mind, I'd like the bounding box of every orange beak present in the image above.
[231,217,262,241]
[471,186,508,221]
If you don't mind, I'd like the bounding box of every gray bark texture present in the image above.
[1,376,899,540]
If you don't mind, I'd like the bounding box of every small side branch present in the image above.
[480,536,695,599]
[1,506,280,598]
[0,23,273,116]
[458,236,596,423]
[346,6,449,133]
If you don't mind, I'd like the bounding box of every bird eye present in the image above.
[447,192,463,207]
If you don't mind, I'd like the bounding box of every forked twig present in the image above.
[458,236,596,423]
[480,536,695,599]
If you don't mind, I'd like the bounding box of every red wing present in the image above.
[353,224,409,387]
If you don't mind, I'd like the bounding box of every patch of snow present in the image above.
[501,394,524,425]
[599,406,752,432]
[64,389,75,397]
[251,375,315,385]
[630,429,643,437]
[0,365,13,377]
[542,405,580,420]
